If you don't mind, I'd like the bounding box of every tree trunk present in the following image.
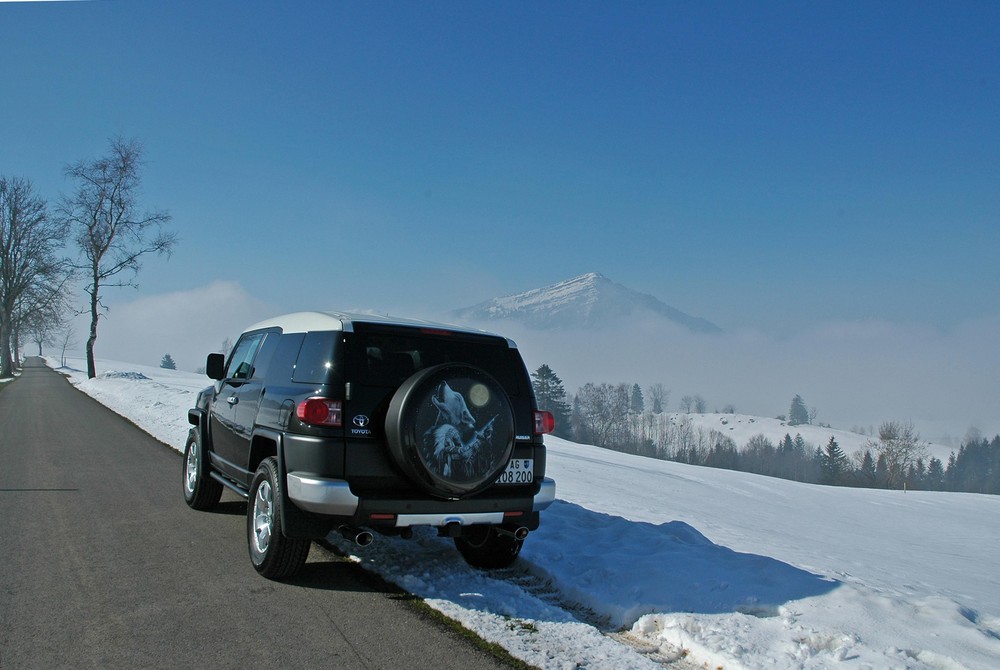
[86,282,99,379]
[12,328,20,370]
[0,320,11,378]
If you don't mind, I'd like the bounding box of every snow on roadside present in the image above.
[50,357,1000,669]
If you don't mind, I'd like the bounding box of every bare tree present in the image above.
[866,420,927,489]
[647,383,669,414]
[58,326,77,368]
[808,406,819,425]
[679,395,694,413]
[18,263,73,359]
[574,382,632,449]
[0,176,69,377]
[59,138,175,378]
[21,288,66,356]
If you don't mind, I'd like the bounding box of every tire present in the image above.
[247,457,310,580]
[385,364,515,499]
[454,525,523,569]
[182,430,223,510]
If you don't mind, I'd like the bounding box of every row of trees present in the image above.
[530,363,1000,495]
[0,137,174,379]
[531,364,812,443]
[669,426,1000,495]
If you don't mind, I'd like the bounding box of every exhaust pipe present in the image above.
[338,525,374,547]
[497,526,530,541]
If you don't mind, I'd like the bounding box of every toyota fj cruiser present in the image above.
[183,311,555,579]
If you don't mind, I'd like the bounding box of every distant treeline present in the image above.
[531,364,1000,495]
[633,427,1000,495]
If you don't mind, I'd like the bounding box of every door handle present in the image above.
[226,396,239,406]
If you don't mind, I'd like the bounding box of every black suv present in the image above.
[184,312,555,579]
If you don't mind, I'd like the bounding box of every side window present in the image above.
[249,333,280,381]
[292,331,340,385]
[265,333,304,383]
[225,333,265,381]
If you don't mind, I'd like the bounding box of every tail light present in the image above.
[533,410,555,435]
[296,398,342,427]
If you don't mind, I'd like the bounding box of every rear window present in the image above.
[345,325,522,393]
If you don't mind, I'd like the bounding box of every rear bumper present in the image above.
[286,472,556,524]
[532,477,556,511]
[286,472,360,516]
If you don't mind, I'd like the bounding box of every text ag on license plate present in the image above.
[496,458,533,485]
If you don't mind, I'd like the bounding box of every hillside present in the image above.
[669,411,956,462]
[453,272,721,333]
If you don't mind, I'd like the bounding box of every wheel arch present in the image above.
[249,428,280,474]
[252,427,336,540]
[187,408,212,454]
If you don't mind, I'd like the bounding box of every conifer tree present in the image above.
[789,394,810,425]
[530,364,572,437]
[821,436,849,485]
[160,353,176,370]
[875,453,889,488]
[630,383,644,413]
[858,449,877,487]
[925,457,945,491]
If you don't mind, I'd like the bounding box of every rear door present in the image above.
[342,326,530,486]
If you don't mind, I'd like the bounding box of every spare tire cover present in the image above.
[385,364,515,499]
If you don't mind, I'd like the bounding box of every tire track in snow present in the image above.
[488,562,700,668]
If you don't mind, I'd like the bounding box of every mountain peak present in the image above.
[453,273,721,333]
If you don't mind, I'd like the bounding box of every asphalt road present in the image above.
[0,359,515,670]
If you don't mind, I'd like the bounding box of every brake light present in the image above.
[533,410,555,435]
[296,398,343,427]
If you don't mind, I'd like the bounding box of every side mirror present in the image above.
[206,353,226,380]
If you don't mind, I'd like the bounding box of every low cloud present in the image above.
[61,286,998,445]
[467,315,1000,445]
[71,281,275,373]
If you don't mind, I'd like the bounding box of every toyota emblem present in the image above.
[353,415,370,428]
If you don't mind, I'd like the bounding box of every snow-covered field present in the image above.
[48,358,1000,669]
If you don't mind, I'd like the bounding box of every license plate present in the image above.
[496,458,533,485]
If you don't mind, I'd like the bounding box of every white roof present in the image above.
[241,310,516,346]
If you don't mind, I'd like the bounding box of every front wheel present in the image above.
[247,457,310,580]
[454,525,523,569]
[182,430,222,510]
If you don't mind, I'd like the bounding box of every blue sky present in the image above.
[3,1,998,436]
[2,0,998,334]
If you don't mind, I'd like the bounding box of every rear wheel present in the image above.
[454,525,523,569]
[247,457,310,580]
[182,430,222,510]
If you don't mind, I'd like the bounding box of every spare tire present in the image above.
[385,364,515,499]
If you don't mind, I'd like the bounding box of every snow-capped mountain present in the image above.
[453,272,721,332]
